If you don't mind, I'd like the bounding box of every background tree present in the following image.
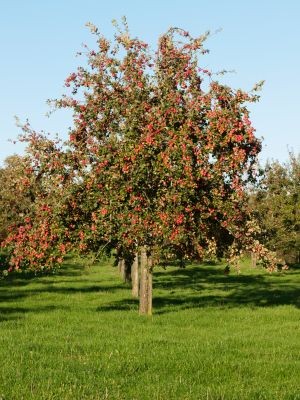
[0,154,33,242]
[250,152,300,265]
[0,154,36,271]
[1,130,73,272]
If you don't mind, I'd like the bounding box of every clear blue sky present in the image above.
[0,0,299,165]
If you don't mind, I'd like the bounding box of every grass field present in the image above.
[0,257,299,399]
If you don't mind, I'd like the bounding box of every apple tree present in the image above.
[2,20,278,314]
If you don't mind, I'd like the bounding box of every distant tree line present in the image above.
[249,152,300,265]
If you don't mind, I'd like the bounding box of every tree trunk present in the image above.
[131,252,139,298]
[139,247,153,316]
[118,258,125,280]
[251,252,257,268]
[124,259,132,283]
[119,258,132,283]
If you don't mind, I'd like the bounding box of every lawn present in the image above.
[0,257,299,399]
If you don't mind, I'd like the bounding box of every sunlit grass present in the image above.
[0,257,299,399]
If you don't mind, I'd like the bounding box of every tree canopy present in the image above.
[250,152,300,265]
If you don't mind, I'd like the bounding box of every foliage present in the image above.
[250,152,300,264]
[0,133,71,272]
[0,155,33,242]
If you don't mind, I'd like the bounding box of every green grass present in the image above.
[0,257,299,399]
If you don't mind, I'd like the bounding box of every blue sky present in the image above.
[0,0,299,165]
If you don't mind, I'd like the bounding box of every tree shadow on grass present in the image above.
[2,261,299,316]
[157,265,300,312]
[0,261,86,293]
[0,280,128,303]
[96,298,138,312]
[154,265,266,290]
[152,287,300,314]
[34,283,128,295]
[0,304,70,323]
[96,265,300,314]
[0,259,127,320]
